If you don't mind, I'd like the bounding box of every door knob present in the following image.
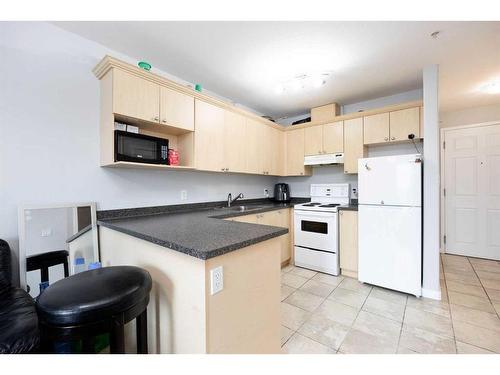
[153,116,159,121]
[161,119,167,123]
[391,136,395,140]
[384,137,388,141]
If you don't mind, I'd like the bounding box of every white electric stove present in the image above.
[293,183,350,276]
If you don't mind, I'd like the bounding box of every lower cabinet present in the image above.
[339,210,358,278]
[229,209,292,264]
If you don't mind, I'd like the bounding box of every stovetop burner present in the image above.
[302,202,321,207]
[318,204,341,208]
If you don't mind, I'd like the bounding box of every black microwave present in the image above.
[114,130,169,165]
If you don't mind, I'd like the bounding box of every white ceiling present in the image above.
[55,21,500,119]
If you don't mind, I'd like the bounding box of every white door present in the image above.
[444,123,500,260]
[358,205,422,296]
[358,154,422,206]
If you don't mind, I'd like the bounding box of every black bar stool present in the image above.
[26,250,69,283]
[36,266,152,354]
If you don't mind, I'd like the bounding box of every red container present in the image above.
[168,149,179,166]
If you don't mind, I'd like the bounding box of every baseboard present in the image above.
[421,287,441,300]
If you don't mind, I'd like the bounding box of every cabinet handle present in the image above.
[153,116,159,121]
[391,136,395,140]
[226,168,229,171]
[221,168,225,171]
[161,119,167,123]
[384,137,388,141]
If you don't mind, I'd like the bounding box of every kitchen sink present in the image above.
[213,205,266,212]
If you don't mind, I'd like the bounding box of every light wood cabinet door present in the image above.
[113,69,160,123]
[363,112,390,145]
[277,209,291,263]
[286,128,309,176]
[322,121,344,153]
[224,110,246,173]
[270,127,285,176]
[343,117,366,174]
[304,125,323,156]
[244,118,263,174]
[389,107,420,142]
[339,210,358,278]
[260,125,274,175]
[159,86,194,131]
[256,210,291,263]
[194,100,225,172]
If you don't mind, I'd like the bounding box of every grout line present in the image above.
[466,256,500,320]
[441,254,458,354]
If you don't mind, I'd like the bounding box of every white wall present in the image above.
[422,65,441,300]
[341,89,423,115]
[0,22,278,284]
[440,103,500,128]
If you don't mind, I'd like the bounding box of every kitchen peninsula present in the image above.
[97,199,304,353]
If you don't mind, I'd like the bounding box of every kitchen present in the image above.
[1,17,500,364]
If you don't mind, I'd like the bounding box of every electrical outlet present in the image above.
[41,228,52,237]
[210,266,223,295]
[180,190,187,201]
[264,189,269,198]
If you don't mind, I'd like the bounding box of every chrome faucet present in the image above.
[227,192,244,207]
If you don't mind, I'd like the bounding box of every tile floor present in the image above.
[280,254,500,354]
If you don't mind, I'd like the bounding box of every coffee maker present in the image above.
[274,183,290,203]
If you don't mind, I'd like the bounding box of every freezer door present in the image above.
[358,205,422,296]
[358,154,422,206]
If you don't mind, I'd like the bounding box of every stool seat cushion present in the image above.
[36,266,152,326]
[0,287,39,353]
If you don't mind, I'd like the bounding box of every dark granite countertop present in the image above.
[97,198,309,260]
[337,204,358,211]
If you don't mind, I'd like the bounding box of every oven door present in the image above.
[293,210,338,253]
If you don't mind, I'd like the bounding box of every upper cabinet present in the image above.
[112,69,195,132]
[286,128,311,176]
[223,110,247,173]
[344,117,366,174]
[363,106,421,145]
[304,121,344,156]
[194,100,225,172]
[363,112,390,144]
[159,86,194,131]
[389,107,420,142]
[304,125,323,156]
[322,121,344,153]
[113,69,160,123]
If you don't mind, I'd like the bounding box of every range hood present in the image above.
[304,153,344,166]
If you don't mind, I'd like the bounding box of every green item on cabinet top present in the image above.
[138,61,152,71]
[195,84,202,92]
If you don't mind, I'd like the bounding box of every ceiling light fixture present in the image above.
[479,80,500,94]
[275,72,331,95]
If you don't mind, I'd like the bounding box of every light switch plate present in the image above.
[210,266,223,295]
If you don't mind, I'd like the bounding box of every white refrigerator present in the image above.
[358,154,422,297]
